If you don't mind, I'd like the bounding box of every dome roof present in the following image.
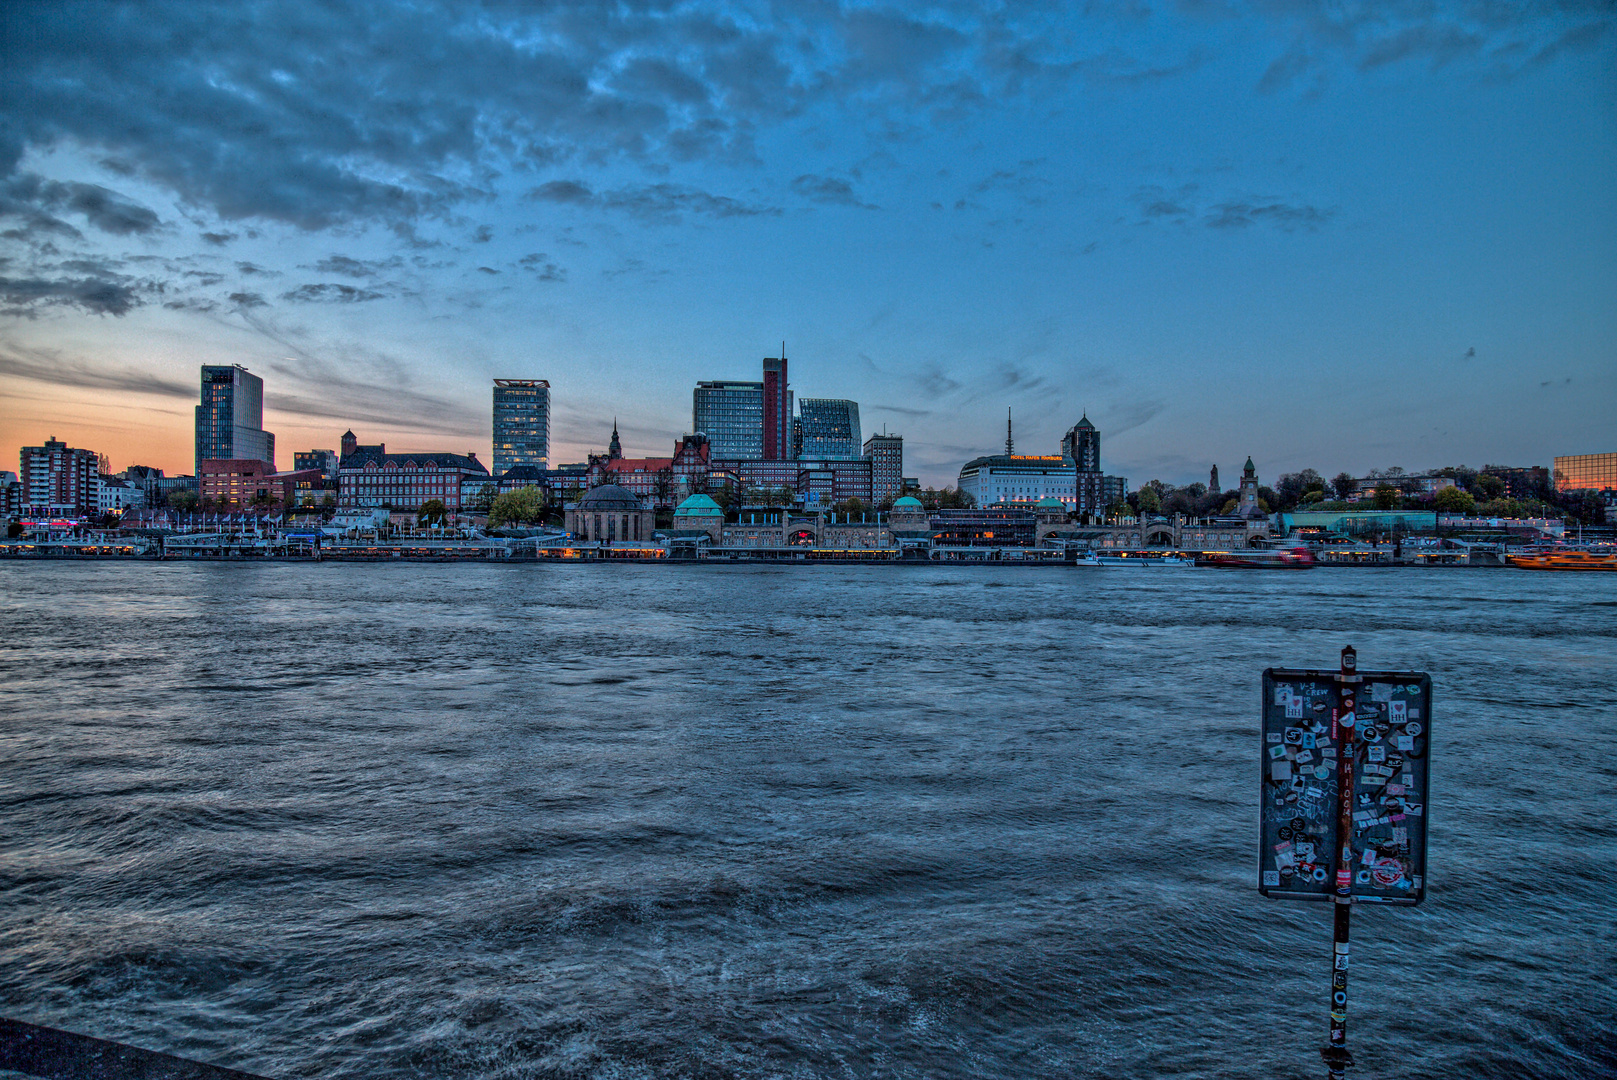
[675,493,725,517]
[577,483,643,511]
[1035,496,1066,509]
[892,496,924,509]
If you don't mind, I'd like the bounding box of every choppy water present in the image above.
[1,563,1614,1079]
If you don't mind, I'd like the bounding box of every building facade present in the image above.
[1553,453,1616,493]
[796,398,862,460]
[492,379,551,474]
[693,380,764,459]
[566,484,655,543]
[338,439,490,510]
[20,438,100,514]
[200,459,276,508]
[863,434,903,505]
[294,450,339,481]
[958,414,1124,514]
[762,354,791,461]
[196,365,274,474]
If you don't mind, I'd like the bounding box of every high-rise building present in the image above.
[762,354,791,460]
[797,398,862,460]
[693,381,764,459]
[1061,415,1100,472]
[196,365,274,474]
[20,437,100,514]
[492,379,551,474]
[863,433,903,505]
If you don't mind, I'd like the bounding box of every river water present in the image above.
[1,563,1613,1079]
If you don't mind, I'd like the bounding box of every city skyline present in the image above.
[1,3,1612,486]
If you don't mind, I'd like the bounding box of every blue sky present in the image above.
[2,1,1612,486]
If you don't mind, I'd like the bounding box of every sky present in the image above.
[1,1,1613,488]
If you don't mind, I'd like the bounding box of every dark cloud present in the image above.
[1464,346,1476,359]
[1205,201,1332,231]
[476,266,500,275]
[0,344,189,396]
[260,351,484,436]
[281,283,385,303]
[0,274,141,316]
[0,174,161,236]
[312,254,401,278]
[527,180,778,221]
[472,225,493,243]
[228,291,267,308]
[870,403,934,417]
[791,174,876,209]
[1101,399,1165,437]
[236,261,273,275]
[200,230,237,246]
[518,253,566,282]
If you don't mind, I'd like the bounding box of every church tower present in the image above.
[608,419,622,460]
[1210,464,1220,495]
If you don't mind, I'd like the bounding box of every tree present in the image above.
[1433,486,1475,514]
[1331,472,1355,500]
[468,483,497,512]
[652,467,674,508]
[169,489,199,513]
[418,498,448,526]
[832,497,867,518]
[1105,499,1128,519]
[487,486,545,528]
[97,453,113,477]
[1476,474,1505,500]
[1277,469,1323,510]
[1373,483,1399,511]
[1136,485,1161,516]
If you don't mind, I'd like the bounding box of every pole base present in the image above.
[1321,1045,1355,1071]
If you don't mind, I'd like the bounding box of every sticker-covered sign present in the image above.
[1259,668,1431,906]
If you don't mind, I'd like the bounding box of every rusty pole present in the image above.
[1323,644,1360,1078]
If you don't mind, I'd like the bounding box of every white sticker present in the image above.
[1368,745,1386,762]
[1395,735,1414,752]
[1267,732,1283,743]
[1372,683,1393,702]
[1275,686,1293,705]
[1263,870,1280,886]
[1286,698,1305,719]
[1389,701,1408,724]
[1272,761,1293,780]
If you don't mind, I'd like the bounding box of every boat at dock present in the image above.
[1075,552,1195,567]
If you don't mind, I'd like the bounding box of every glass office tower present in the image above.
[196,364,274,474]
[492,379,551,474]
[693,380,764,459]
[796,398,862,460]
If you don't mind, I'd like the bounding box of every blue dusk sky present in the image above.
[1,2,1613,486]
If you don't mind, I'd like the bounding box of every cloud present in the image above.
[870,403,934,417]
[1101,399,1165,437]
[228,291,267,308]
[0,174,161,235]
[280,283,385,303]
[1464,346,1475,359]
[527,180,778,221]
[0,343,190,396]
[312,254,402,278]
[0,274,141,316]
[1204,201,1332,231]
[200,230,237,245]
[518,253,566,281]
[791,174,876,209]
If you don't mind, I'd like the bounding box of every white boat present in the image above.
[1076,552,1194,567]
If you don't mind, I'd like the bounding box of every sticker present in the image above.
[1272,761,1293,780]
[1302,733,1317,749]
[1389,701,1408,725]
[1268,745,1288,760]
[1312,867,1328,883]
[1367,745,1386,762]
[1372,683,1392,702]
[1284,728,1304,745]
[1314,766,1332,780]
[1267,731,1283,743]
[1371,859,1404,888]
[1297,750,1315,765]
[1395,735,1414,752]
[1286,698,1305,719]
[1275,686,1293,705]
[1405,721,1422,736]
[1263,870,1280,886]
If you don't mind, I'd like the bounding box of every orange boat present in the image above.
[1508,550,1617,571]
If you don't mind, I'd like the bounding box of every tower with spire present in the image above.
[608,419,622,461]
[1005,408,1014,456]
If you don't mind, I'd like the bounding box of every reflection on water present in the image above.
[1,563,1614,1078]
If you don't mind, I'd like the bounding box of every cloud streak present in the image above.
[0,343,190,397]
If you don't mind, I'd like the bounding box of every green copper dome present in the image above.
[892,496,924,509]
[675,493,725,517]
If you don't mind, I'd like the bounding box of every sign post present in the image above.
[1259,645,1432,1079]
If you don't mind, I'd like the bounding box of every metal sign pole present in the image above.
[1324,645,1359,1078]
